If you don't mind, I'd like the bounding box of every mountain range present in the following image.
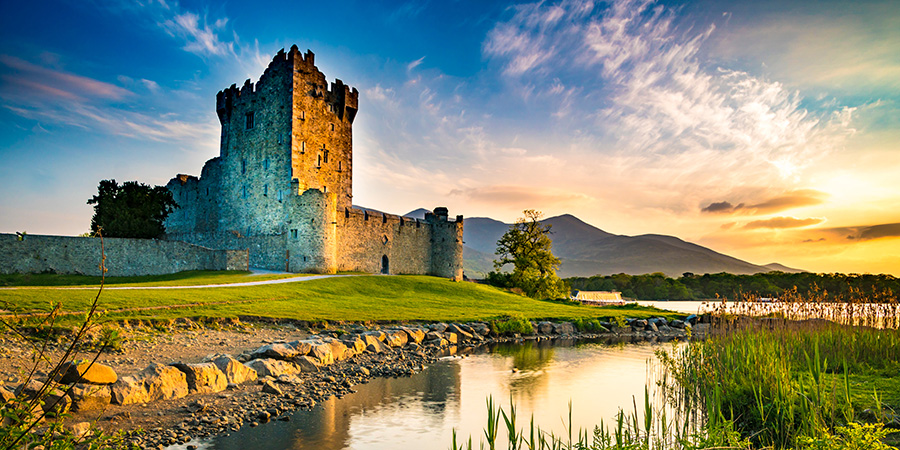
[402,208,803,278]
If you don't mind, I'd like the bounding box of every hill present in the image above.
[460,213,799,278]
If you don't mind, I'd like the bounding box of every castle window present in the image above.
[290,229,298,239]
[277,134,283,145]
[241,159,246,174]
[323,186,327,193]
[382,214,387,224]
[277,190,284,202]
[338,161,342,172]
[245,112,255,130]
[241,185,247,199]
[317,155,321,168]
[299,111,305,120]
[301,141,306,154]
[345,208,349,218]
[330,123,335,131]
[264,184,268,197]
[324,150,329,164]
[264,158,269,170]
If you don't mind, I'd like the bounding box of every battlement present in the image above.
[216,45,359,125]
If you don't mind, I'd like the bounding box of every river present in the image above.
[169,338,676,450]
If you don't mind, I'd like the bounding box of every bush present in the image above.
[491,317,534,336]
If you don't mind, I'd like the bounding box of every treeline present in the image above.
[566,272,900,302]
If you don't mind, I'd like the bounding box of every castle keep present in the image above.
[164,45,464,278]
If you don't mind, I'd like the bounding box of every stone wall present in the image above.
[0,234,247,277]
[336,208,434,275]
[164,232,286,272]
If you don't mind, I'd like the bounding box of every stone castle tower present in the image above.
[164,46,463,278]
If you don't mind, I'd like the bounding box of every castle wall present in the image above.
[164,232,287,272]
[336,208,434,275]
[0,234,247,277]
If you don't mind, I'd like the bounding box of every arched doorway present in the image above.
[381,255,389,274]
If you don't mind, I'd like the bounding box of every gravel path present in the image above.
[0,273,365,291]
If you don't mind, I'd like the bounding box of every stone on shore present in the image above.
[68,383,111,411]
[402,327,426,344]
[447,324,473,341]
[56,361,118,385]
[553,322,575,335]
[308,342,335,365]
[244,359,301,378]
[171,362,228,394]
[16,379,71,416]
[261,380,283,396]
[536,322,553,334]
[111,363,189,405]
[292,355,321,372]
[365,339,390,354]
[341,336,367,354]
[0,385,15,405]
[323,338,350,361]
[383,330,409,348]
[249,343,301,361]
[213,355,258,385]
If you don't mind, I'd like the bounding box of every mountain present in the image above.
[461,213,803,278]
[763,262,805,273]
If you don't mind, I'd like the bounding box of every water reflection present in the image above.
[180,338,673,450]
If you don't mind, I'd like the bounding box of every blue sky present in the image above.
[1,0,899,274]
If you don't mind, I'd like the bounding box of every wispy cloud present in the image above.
[744,216,824,230]
[449,185,593,207]
[0,55,131,102]
[702,189,828,215]
[482,0,856,191]
[159,11,233,57]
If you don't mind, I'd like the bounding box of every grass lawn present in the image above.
[0,274,679,326]
[0,270,308,287]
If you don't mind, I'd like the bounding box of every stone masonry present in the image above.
[164,46,463,279]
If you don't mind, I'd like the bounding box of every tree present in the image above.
[87,179,178,238]
[490,210,567,299]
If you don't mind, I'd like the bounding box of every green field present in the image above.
[0,274,677,326]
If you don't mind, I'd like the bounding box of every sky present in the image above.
[1,0,899,275]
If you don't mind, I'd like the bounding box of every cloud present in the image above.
[702,189,827,214]
[482,0,855,185]
[449,185,593,207]
[743,216,824,230]
[820,223,900,242]
[0,55,131,102]
[159,11,233,57]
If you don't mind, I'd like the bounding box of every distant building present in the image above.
[573,291,625,306]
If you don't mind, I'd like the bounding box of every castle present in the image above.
[163,45,464,279]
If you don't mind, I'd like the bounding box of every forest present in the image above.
[566,271,900,302]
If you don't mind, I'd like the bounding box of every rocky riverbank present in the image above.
[0,315,705,449]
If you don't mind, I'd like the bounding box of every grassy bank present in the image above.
[0,274,676,326]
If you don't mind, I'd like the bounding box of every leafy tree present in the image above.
[490,210,567,299]
[87,179,178,239]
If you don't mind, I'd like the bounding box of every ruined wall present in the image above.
[336,208,433,274]
[163,232,287,272]
[0,234,247,277]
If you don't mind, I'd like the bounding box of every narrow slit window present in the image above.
[264,184,268,197]
[245,112,254,130]
[241,159,246,174]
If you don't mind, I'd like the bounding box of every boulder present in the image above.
[341,336,367,354]
[0,385,15,405]
[68,384,111,411]
[213,355,258,384]
[685,314,699,325]
[362,331,386,342]
[68,421,93,440]
[647,322,659,333]
[292,355,321,372]
[261,380,283,396]
[402,327,426,344]
[424,331,442,341]
[323,338,350,361]
[308,342,335,365]
[670,319,685,329]
[111,363,188,405]
[383,330,408,348]
[446,333,459,345]
[631,319,648,329]
[430,323,449,333]
[249,343,301,361]
[536,322,553,334]
[288,340,314,356]
[447,324,473,341]
[56,361,117,385]
[553,322,575,335]
[244,359,301,378]
[171,362,228,394]
[275,374,304,385]
[470,322,491,336]
[365,339,390,354]
[16,379,70,416]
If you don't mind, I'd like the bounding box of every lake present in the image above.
[169,338,676,450]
